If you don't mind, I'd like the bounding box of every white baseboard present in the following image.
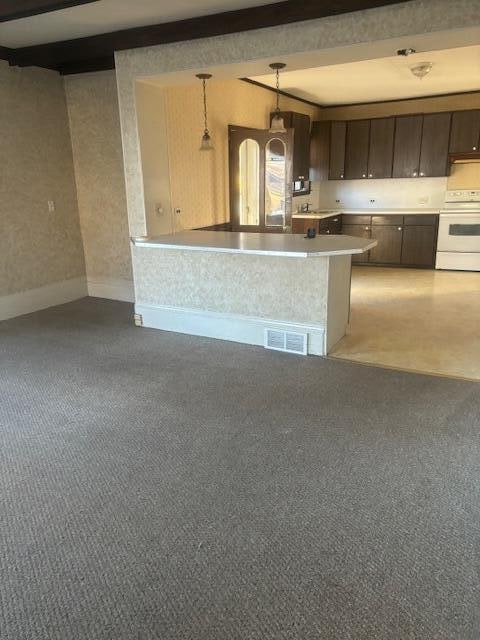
[135,303,326,355]
[87,278,135,302]
[0,277,88,322]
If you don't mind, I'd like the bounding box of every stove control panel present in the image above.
[445,190,480,203]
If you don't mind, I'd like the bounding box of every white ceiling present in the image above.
[250,45,480,105]
[0,0,280,48]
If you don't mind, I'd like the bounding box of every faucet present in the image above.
[299,202,313,213]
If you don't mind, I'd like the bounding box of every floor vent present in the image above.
[264,329,308,355]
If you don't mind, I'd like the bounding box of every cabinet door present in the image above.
[449,110,480,153]
[401,226,437,267]
[342,224,371,263]
[291,113,311,180]
[392,115,423,178]
[369,225,403,264]
[368,117,394,178]
[292,218,318,235]
[345,119,370,180]
[419,112,451,177]
[310,121,330,182]
[329,121,346,180]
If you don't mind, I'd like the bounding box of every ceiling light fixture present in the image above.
[410,62,433,79]
[196,73,214,151]
[269,62,287,133]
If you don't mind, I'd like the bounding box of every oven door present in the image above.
[437,214,480,252]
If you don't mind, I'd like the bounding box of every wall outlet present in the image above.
[174,207,181,215]
[47,200,55,213]
[133,313,143,327]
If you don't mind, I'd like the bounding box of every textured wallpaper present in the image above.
[0,62,85,297]
[164,79,320,232]
[134,247,328,324]
[65,71,133,285]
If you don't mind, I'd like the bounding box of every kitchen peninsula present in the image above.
[132,231,376,355]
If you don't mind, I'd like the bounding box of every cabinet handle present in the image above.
[362,174,366,178]
[473,146,478,151]
[369,173,373,178]
[365,226,370,231]
[413,171,418,177]
[397,227,403,231]
[340,174,344,179]
[333,218,338,222]
[326,230,330,234]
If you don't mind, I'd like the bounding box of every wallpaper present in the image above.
[134,247,328,324]
[0,62,85,297]
[163,79,320,232]
[64,71,133,285]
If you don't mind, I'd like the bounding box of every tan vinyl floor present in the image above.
[330,266,480,381]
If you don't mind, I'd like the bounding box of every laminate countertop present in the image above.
[132,231,376,258]
[292,208,440,220]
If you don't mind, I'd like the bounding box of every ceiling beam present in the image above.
[10,0,414,74]
[0,0,99,23]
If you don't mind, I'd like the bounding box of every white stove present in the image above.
[436,190,480,271]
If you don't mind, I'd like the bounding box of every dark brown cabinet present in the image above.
[341,214,438,267]
[449,110,480,153]
[292,215,342,236]
[292,218,317,235]
[368,117,394,179]
[342,223,371,263]
[344,119,370,180]
[329,121,346,180]
[272,111,311,181]
[419,112,451,177]
[369,225,403,264]
[309,121,330,182]
[401,226,437,266]
[316,109,480,182]
[392,115,423,178]
[319,215,342,235]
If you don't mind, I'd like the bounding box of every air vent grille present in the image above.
[264,328,307,355]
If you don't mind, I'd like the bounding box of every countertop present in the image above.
[132,230,376,257]
[292,208,440,219]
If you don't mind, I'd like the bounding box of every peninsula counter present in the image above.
[131,231,376,355]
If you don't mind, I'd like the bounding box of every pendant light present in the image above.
[269,62,286,134]
[196,73,214,151]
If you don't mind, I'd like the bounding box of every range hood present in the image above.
[448,152,480,174]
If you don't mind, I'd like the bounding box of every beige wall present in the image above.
[135,81,173,236]
[0,61,85,298]
[65,70,133,296]
[318,91,480,120]
[155,79,320,231]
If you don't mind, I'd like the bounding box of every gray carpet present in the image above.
[0,298,479,640]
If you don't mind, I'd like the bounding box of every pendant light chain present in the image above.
[202,78,209,135]
[275,67,280,111]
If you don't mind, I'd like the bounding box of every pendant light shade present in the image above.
[269,62,286,134]
[196,73,214,151]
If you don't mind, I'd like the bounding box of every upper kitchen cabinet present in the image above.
[419,112,451,177]
[449,110,480,153]
[367,117,394,179]
[344,119,370,180]
[309,121,330,181]
[329,121,346,180]
[272,111,311,180]
[392,115,423,178]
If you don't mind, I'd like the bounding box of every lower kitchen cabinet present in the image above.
[292,218,318,234]
[342,224,371,263]
[369,225,403,264]
[341,214,438,267]
[401,225,437,266]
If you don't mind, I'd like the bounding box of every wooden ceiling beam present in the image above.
[8,0,414,74]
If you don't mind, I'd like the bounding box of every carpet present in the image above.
[0,298,479,639]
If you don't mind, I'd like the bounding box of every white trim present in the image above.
[0,277,88,322]
[135,303,326,355]
[87,278,135,302]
